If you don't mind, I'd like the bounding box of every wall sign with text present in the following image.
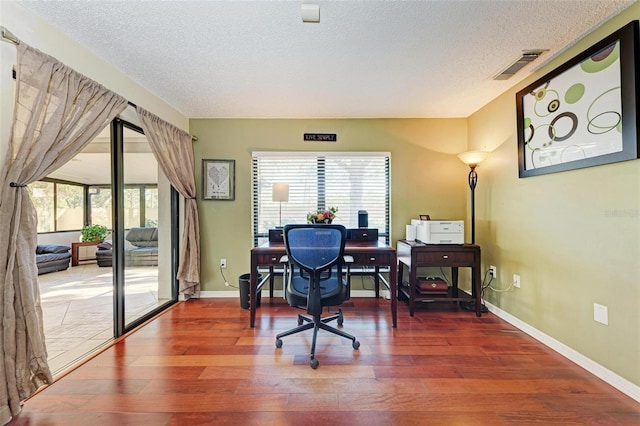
[304,133,337,142]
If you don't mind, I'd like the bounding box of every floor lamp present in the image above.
[457,151,488,244]
[457,151,488,313]
[272,183,289,227]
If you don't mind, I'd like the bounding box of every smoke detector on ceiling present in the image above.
[493,50,548,80]
[302,4,320,23]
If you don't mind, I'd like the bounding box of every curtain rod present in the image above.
[125,101,198,142]
[1,26,198,142]
[1,26,19,45]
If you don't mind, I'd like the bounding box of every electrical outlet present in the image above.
[513,274,520,288]
[220,258,227,268]
[489,265,497,278]
[593,303,608,325]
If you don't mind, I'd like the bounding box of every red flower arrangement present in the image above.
[306,207,338,224]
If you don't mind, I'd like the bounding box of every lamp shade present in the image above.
[457,151,489,168]
[272,183,289,202]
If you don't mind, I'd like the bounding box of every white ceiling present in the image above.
[17,0,636,119]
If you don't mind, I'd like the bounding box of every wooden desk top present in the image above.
[253,240,395,252]
[397,239,480,248]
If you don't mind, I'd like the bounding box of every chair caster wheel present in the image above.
[310,358,319,369]
[352,340,360,350]
[275,338,283,348]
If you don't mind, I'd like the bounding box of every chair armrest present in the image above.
[279,255,290,300]
[342,256,354,296]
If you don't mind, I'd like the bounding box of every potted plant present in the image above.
[80,224,109,242]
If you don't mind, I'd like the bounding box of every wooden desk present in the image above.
[250,241,397,328]
[71,241,101,266]
[397,240,482,317]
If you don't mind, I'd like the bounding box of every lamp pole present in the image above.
[468,165,478,245]
[457,150,487,245]
[457,150,488,313]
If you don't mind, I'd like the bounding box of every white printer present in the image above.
[409,219,464,244]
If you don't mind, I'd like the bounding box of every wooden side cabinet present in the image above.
[397,240,482,317]
[71,241,101,266]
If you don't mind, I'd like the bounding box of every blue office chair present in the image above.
[276,224,360,369]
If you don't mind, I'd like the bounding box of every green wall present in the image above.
[190,118,469,292]
[468,3,640,387]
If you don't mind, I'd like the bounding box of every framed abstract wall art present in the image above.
[516,20,639,178]
[203,159,235,200]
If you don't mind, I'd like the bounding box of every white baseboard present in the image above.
[484,300,640,403]
[198,291,239,298]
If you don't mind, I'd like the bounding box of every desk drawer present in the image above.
[350,252,392,266]
[256,254,283,265]
[415,251,475,265]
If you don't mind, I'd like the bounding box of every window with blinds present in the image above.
[252,151,390,247]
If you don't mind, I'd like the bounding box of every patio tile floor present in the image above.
[37,263,164,375]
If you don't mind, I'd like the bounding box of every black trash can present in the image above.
[238,273,262,310]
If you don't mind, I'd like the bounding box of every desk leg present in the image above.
[452,267,459,298]
[268,266,275,298]
[474,263,482,317]
[408,258,416,317]
[397,261,405,295]
[374,266,380,299]
[390,254,397,327]
[250,256,258,328]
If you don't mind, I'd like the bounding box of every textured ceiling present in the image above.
[17,0,636,119]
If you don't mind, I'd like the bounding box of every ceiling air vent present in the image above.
[493,50,547,80]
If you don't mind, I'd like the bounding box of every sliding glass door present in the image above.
[112,119,177,335]
[33,117,178,374]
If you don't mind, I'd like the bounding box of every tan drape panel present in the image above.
[136,107,200,295]
[0,43,127,425]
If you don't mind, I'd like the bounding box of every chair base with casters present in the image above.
[275,307,360,369]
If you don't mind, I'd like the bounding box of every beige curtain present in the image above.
[0,43,127,425]
[136,107,200,295]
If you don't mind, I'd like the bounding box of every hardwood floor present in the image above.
[10,297,639,425]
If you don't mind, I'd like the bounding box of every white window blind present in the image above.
[252,151,390,246]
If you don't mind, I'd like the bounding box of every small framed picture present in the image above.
[419,214,430,221]
[203,159,235,201]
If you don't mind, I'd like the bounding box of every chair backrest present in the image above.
[283,224,347,273]
[283,224,347,315]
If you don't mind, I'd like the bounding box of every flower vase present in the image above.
[311,218,332,224]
